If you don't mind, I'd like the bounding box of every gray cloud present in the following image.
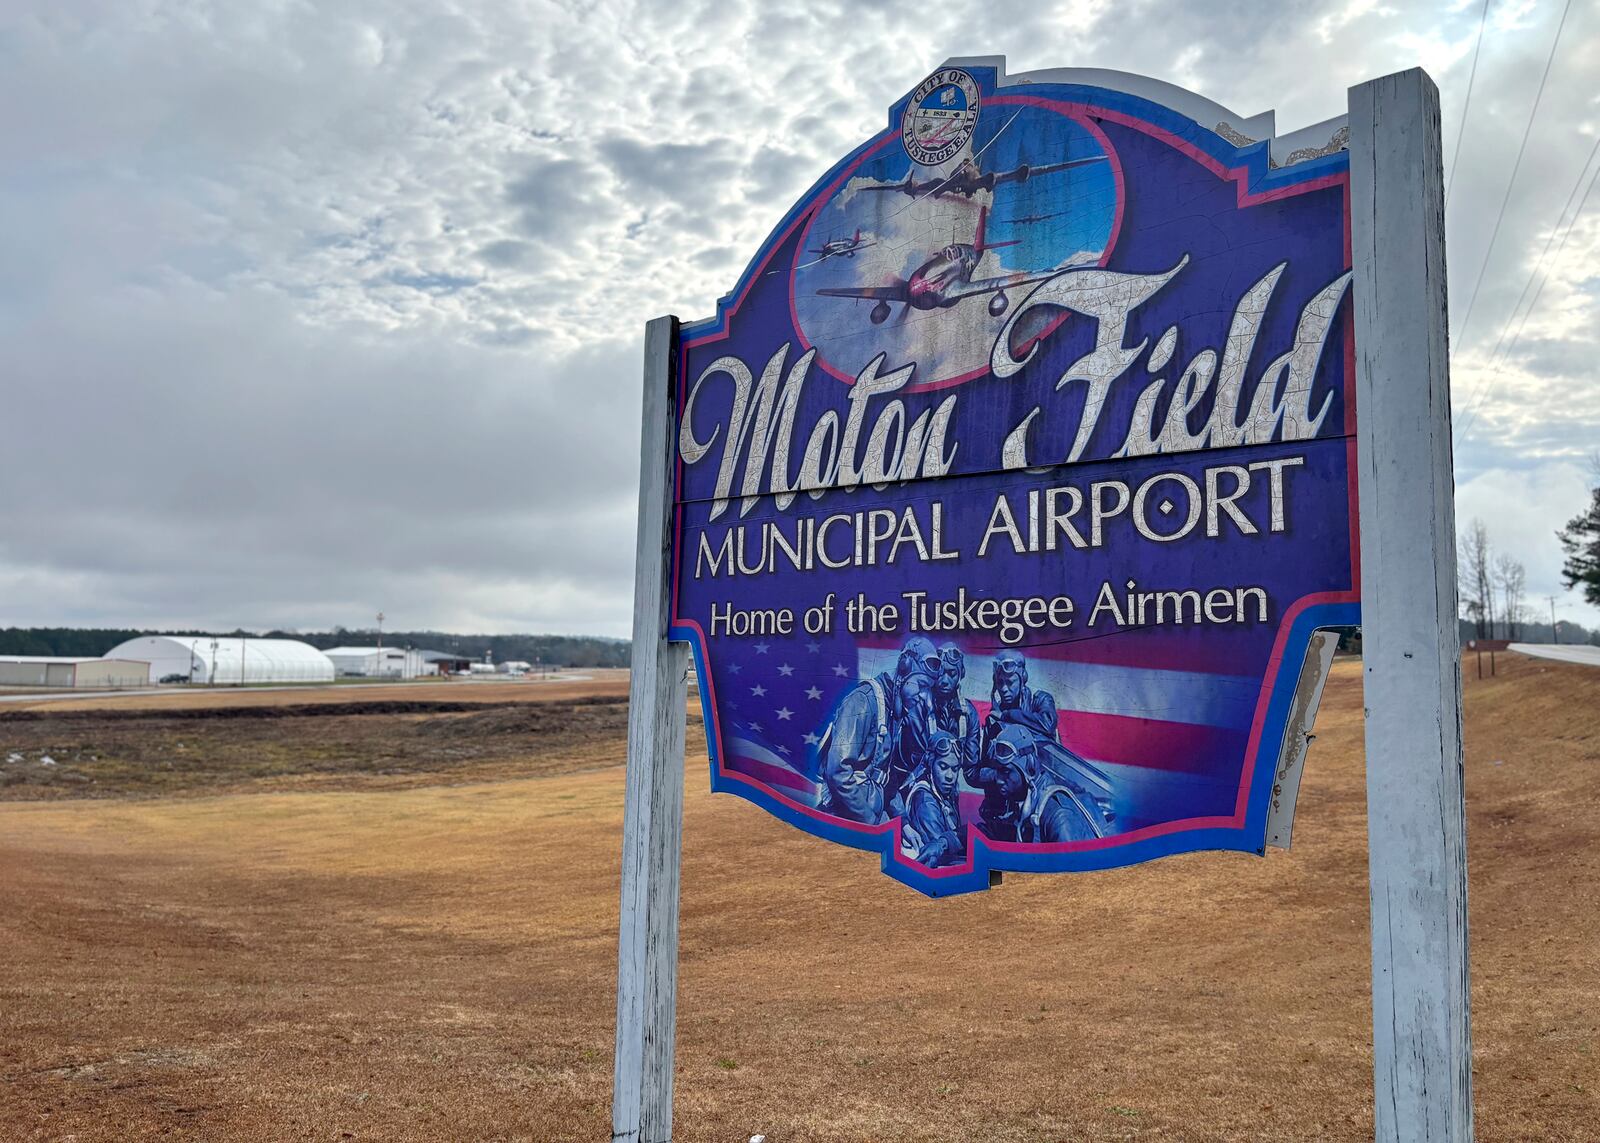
[509,155,617,242]
[595,137,741,199]
[0,276,642,632]
[477,239,534,268]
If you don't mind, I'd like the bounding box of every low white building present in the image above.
[418,651,472,676]
[0,656,151,689]
[102,636,334,685]
[496,660,532,675]
[322,646,423,679]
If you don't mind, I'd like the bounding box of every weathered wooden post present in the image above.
[612,315,689,1143]
[1349,68,1474,1142]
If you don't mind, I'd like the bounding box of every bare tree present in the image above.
[1494,554,1526,640]
[1458,518,1494,639]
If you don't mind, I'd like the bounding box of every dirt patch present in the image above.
[0,697,634,800]
[0,654,1595,1141]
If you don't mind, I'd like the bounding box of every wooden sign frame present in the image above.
[612,66,1471,1143]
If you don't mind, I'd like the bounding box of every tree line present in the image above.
[292,629,631,668]
[0,627,632,668]
[1457,458,1600,646]
[1457,519,1532,640]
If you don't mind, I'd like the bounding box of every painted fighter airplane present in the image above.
[815,207,1063,325]
[810,228,875,261]
[855,153,1107,199]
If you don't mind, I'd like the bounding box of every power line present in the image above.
[1456,151,1600,441]
[1498,156,1600,361]
[1450,0,1574,358]
[1445,0,1493,206]
[1484,130,1600,365]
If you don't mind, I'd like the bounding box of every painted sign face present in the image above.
[669,63,1356,896]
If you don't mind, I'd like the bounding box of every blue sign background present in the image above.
[669,67,1356,896]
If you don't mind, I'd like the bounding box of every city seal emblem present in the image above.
[901,68,981,167]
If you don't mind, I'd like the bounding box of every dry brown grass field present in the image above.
[1,655,1596,1141]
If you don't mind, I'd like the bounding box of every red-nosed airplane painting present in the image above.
[814,206,1064,326]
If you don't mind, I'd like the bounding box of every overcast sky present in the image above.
[2,0,1596,638]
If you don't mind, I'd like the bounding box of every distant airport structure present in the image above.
[102,636,335,685]
[420,650,474,675]
[0,655,151,689]
[323,646,425,679]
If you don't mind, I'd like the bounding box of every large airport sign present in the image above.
[668,62,1357,896]
[617,61,1471,1143]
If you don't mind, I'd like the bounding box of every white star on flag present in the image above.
[832,663,849,676]
[776,707,793,721]
[728,662,742,675]
[754,642,770,654]
[805,686,822,700]
[777,663,794,676]
[806,641,821,653]
[749,720,763,732]
[803,732,820,746]
[751,684,767,697]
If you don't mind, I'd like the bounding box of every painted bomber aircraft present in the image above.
[855,153,1108,199]
[815,206,1074,326]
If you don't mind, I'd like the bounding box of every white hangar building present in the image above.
[322,646,423,679]
[103,636,335,685]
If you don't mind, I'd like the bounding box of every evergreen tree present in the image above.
[1557,484,1600,607]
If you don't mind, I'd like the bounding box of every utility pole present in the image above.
[1548,595,1559,643]
[376,611,385,651]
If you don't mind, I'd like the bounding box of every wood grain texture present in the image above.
[612,316,690,1143]
[1349,69,1475,1142]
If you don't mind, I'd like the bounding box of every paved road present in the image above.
[0,688,169,705]
[1510,642,1600,668]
